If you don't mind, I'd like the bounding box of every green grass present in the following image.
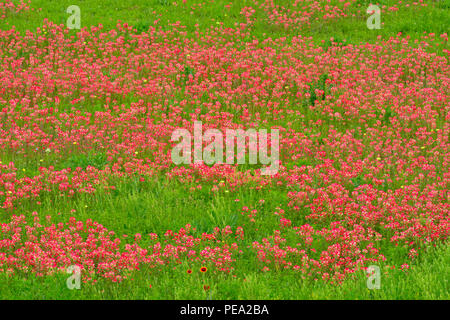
[1,176,448,299]
[1,0,449,51]
[0,0,448,299]
[0,228,447,299]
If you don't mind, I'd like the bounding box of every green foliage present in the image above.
[133,20,151,33]
[184,66,196,82]
[61,151,108,171]
[308,73,329,107]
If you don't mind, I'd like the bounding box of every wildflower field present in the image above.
[0,0,448,300]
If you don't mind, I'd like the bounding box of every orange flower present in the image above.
[187,269,192,274]
[200,266,207,273]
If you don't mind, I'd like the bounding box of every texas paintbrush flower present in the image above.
[0,3,447,290]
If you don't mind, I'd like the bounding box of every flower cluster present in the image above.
[0,1,448,284]
[0,214,242,282]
